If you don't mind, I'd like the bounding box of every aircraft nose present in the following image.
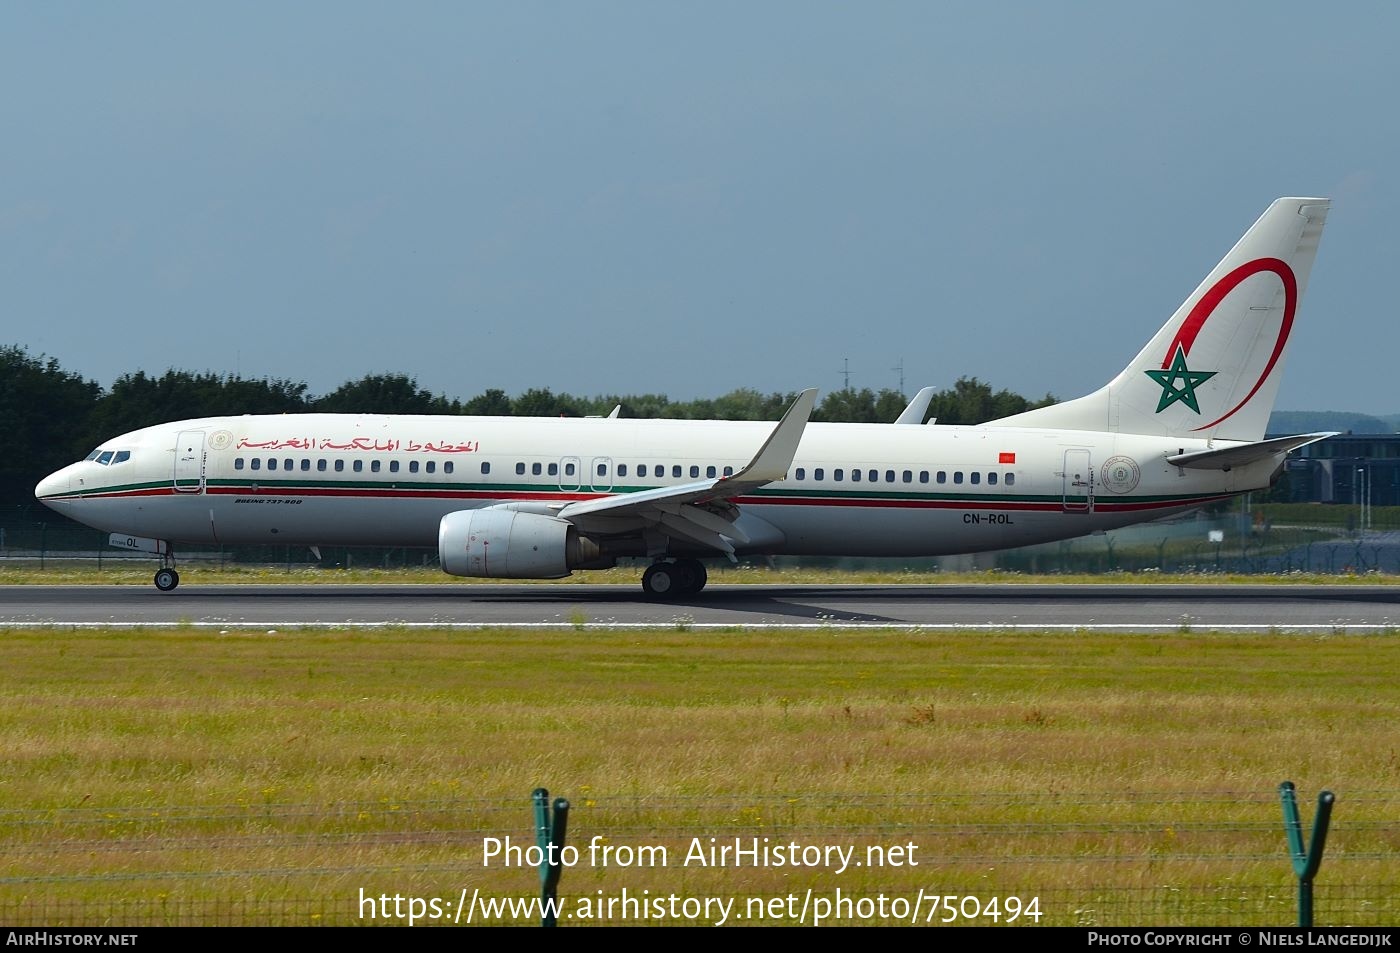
[34,468,71,503]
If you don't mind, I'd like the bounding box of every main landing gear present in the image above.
[641,558,708,599]
[153,547,179,592]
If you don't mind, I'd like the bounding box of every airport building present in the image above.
[1276,433,1400,507]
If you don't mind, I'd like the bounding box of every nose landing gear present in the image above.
[153,547,179,592]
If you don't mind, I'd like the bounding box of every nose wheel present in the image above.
[153,545,179,592]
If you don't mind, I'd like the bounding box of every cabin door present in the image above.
[173,431,206,493]
[1062,449,1093,513]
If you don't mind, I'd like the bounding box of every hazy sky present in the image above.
[3,2,1397,414]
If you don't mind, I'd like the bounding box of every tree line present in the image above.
[1,344,1054,506]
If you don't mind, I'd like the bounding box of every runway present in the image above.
[4,583,1400,631]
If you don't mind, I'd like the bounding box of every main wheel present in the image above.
[673,558,708,594]
[641,563,677,598]
[154,568,180,592]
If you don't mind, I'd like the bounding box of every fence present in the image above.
[2,792,1395,926]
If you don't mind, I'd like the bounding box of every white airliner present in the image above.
[36,197,1332,598]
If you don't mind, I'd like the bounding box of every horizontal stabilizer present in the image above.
[1166,432,1336,470]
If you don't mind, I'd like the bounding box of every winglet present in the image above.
[724,388,817,485]
[894,386,936,425]
[553,387,818,530]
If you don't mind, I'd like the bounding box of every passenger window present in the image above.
[479,462,488,474]
[547,462,557,476]
[988,472,998,486]
[444,462,453,474]
[317,459,327,472]
[371,460,381,473]
[267,459,277,471]
[410,461,420,473]
[334,460,344,472]
[707,465,716,478]
[283,458,293,471]
[389,460,399,473]
[834,469,844,481]
[814,468,824,480]
[516,462,526,475]
[1006,473,1016,487]
[532,462,542,476]
[851,469,861,483]
[970,471,980,485]
[618,464,628,477]
[796,468,805,480]
[919,471,929,484]
[251,459,261,471]
[885,470,895,482]
[936,471,946,484]
[234,458,245,471]
[301,459,311,471]
[565,462,576,476]
[598,463,608,477]
[426,461,436,474]
[672,465,681,478]
[902,470,912,483]
[353,460,363,473]
[723,466,733,477]
[688,465,698,478]
[636,464,648,477]
[953,471,963,484]
[869,469,879,482]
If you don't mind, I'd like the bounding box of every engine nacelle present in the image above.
[438,508,609,578]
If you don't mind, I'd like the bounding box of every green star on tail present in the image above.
[1144,344,1216,414]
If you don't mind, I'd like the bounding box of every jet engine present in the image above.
[438,508,611,578]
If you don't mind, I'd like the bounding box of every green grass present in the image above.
[1,626,1397,925]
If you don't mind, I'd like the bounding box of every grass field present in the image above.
[2,624,1397,926]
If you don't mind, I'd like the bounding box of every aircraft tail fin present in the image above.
[990,197,1330,442]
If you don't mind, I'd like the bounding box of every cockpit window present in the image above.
[86,448,132,465]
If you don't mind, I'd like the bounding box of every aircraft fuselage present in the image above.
[35,413,1264,558]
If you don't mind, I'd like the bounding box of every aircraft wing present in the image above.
[1166,432,1337,470]
[553,388,818,556]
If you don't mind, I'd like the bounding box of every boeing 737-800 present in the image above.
[36,197,1332,598]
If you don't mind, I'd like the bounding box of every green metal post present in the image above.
[1279,781,1335,927]
[533,788,570,927]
